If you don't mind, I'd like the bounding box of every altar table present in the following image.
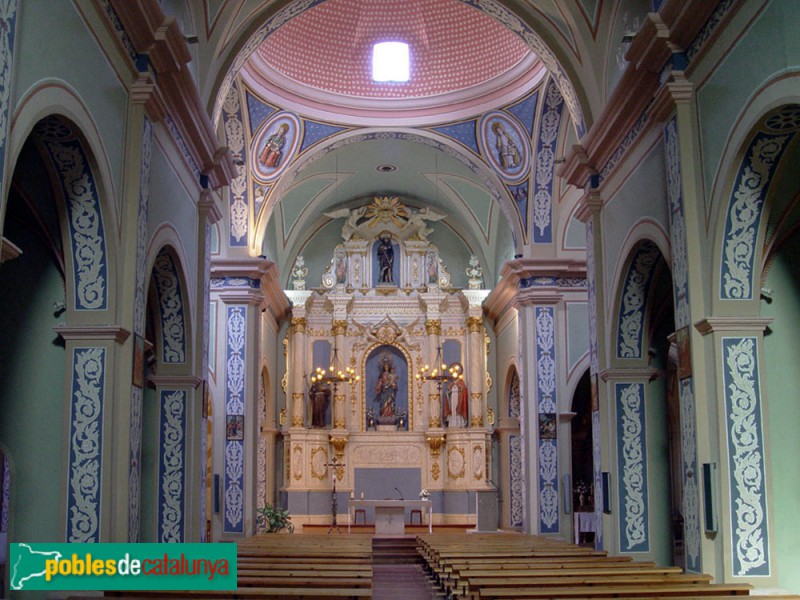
[348,499,432,534]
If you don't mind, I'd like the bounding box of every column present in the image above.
[463,290,489,428]
[56,326,130,543]
[696,318,774,581]
[211,262,268,537]
[516,288,563,535]
[285,291,312,429]
[577,190,610,550]
[148,374,203,542]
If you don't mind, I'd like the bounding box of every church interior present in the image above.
[1,0,800,596]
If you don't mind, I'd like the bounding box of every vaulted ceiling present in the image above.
[170,0,651,285]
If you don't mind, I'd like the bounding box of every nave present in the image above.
[91,531,800,600]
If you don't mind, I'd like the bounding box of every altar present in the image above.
[348,499,432,534]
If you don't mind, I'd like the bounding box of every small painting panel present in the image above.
[226,415,244,441]
[250,112,302,182]
[676,326,692,380]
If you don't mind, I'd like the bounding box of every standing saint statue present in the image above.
[377,233,394,284]
[309,380,331,428]
[373,356,398,421]
[444,370,468,428]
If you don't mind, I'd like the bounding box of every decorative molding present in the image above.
[722,337,770,576]
[599,367,659,382]
[592,408,603,549]
[210,276,261,289]
[425,319,442,335]
[694,317,773,336]
[447,446,465,479]
[109,0,236,189]
[148,375,204,388]
[158,389,186,543]
[616,382,649,552]
[54,325,130,343]
[66,347,105,543]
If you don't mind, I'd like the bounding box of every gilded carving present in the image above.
[292,444,303,480]
[431,461,441,481]
[447,446,465,479]
[425,319,441,335]
[353,445,421,465]
[292,415,304,427]
[290,317,307,334]
[473,444,484,480]
[470,415,484,427]
[310,446,328,480]
[429,417,442,428]
[427,435,445,457]
[467,316,483,333]
[332,320,348,336]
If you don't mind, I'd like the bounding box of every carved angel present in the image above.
[350,319,380,344]
[324,206,367,241]
[406,207,446,241]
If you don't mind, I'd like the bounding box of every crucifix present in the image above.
[324,455,345,534]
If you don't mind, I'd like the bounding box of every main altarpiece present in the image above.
[282,197,493,526]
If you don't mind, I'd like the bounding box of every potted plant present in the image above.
[256,503,295,533]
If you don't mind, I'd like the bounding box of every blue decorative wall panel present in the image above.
[224,306,247,533]
[153,250,187,364]
[532,80,564,243]
[158,389,186,543]
[616,242,659,359]
[722,337,770,576]
[38,124,108,311]
[535,306,558,532]
[719,129,792,300]
[509,434,524,529]
[616,382,649,553]
[67,347,106,543]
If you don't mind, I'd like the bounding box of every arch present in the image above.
[360,342,414,430]
[7,84,118,316]
[255,128,526,261]
[610,222,671,362]
[146,228,194,367]
[713,104,800,305]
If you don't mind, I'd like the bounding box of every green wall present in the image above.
[0,216,66,544]
[762,234,800,593]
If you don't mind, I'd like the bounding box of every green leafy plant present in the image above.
[256,503,295,533]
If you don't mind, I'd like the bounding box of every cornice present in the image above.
[108,0,237,190]
[54,324,131,344]
[148,374,204,389]
[694,317,773,336]
[599,367,660,382]
[558,0,723,191]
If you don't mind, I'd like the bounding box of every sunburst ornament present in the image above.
[365,196,409,228]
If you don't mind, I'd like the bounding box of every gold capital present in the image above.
[331,320,348,336]
[425,319,441,335]
[467,316,483,333]
[291,317,307,334]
